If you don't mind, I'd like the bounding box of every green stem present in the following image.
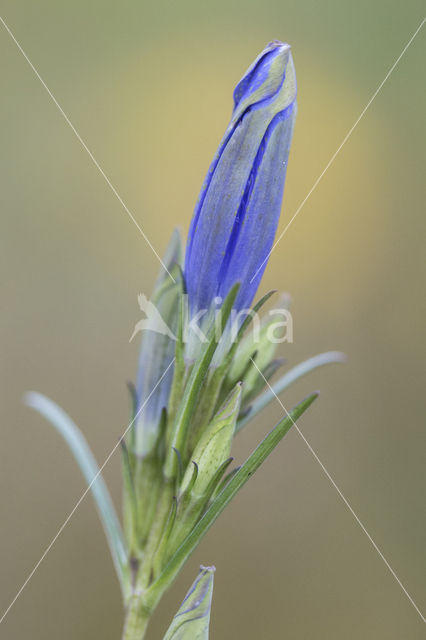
[121,592,152,640]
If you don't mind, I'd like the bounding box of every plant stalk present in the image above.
[121,592,152,640]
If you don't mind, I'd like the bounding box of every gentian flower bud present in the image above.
[185,41,297,317]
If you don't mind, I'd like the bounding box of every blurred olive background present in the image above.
[1,1,425,638]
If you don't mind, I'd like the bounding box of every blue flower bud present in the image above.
[185,41,297,316]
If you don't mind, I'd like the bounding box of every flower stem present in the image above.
[121,592,152,640]
[120,480,176,639]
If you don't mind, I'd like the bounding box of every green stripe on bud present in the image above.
[226,296,290,405]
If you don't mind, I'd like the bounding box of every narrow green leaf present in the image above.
[149,393,318,603]
[153,496,178,578]
[120,440,138,553]
[163,565,215,639]
[237,351,346,432]
[235,289,276,342]
[185,461,199,496]
[126,381,138,451]
[201,456,234,504]
[172,447,184,485]
[211,464,241,500]
[221,290,277,371]
[175,278,187,372]
[211,290,277,410]
[25,392,130,599]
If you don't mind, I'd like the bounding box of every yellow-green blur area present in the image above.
[1,1,425,638]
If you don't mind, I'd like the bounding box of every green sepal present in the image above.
[164,283,240,479]
[233,289,277,345]
[152,496,178,578]
[205,290,277,419]
[184,461,199,495]
[166,276,188,440]
[147,392,318,604]
[153,407,169,460]
[126,381,138,451]
[120,440,138,555]
[226,300,288,405]
[175,457,234,545]
[239,356,285,408]
[164,386,240,563]
[133,409,169,551]
[134,453,165,550]
[180,384,241,498]
[185,290,278,451]
[172,447,184,485]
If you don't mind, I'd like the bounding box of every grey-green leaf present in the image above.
[237,351,346,432]
[134,228,183,457]
[163,565,215,639]
[25,392,130,599]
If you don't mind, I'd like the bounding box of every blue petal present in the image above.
[185,42,297,315]
[217,104,296,310]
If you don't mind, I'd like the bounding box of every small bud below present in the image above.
[163,565,215,639]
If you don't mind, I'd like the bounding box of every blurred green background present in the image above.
[1,1,425,638]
